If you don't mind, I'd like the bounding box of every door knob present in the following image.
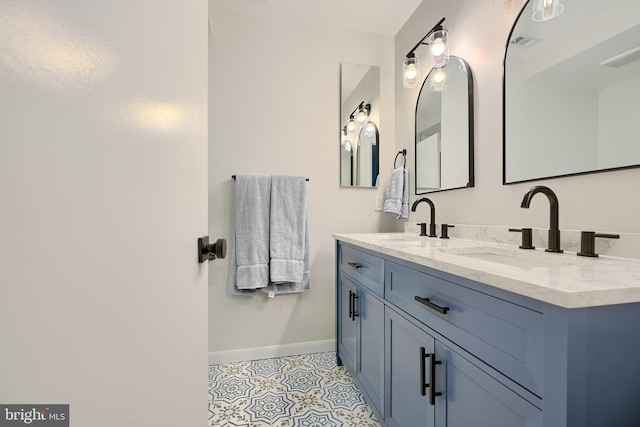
[198,236,227,262]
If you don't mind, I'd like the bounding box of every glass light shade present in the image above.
[356,107,368,123]
[428,30,449,67]
[347,118,356,133]
[342,140,352,152]
[532,0,564,21]
[429,67,447,91]
[403,54,420,88]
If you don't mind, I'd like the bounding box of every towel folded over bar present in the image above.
[228,174,310,296]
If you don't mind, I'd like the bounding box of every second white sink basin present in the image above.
[444,247,588,269]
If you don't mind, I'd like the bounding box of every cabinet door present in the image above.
[434,340,542,427]
[385,307,436,427]
[338,274,357,371]
[356,289,384,416]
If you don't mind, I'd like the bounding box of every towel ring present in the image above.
[394,149,407,169]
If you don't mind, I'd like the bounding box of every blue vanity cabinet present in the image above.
[336,239,640,427]
[385,306,541,427]
[336,243,385,418]
[337,275,357,370]
[385,306,435,427]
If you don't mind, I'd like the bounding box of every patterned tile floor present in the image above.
[208,352,381,427]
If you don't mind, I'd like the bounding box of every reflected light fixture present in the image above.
[532,0,564,21]
[496,0,525,12]
[365,122,376,138]
[402,17,449,89]
[347,117,356,133]
[430,67,447,91]
[356,103,371,123]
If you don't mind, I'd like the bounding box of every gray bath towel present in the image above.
[383,167,409,219]
[227,234,256,296]
[269,175,306,283]
[234,174,271,289]
[262,218,310,295]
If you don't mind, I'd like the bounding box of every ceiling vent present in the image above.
[510,35,541,48]
[599,47,640,69]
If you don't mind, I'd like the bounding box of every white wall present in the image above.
[208,10,396,354]
[0,0,208,425]
[396,0,640,233]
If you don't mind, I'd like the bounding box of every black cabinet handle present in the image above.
[348,290,353,320]
[414,296,449,315]
[427,353,442,405]
[420,347,428,396]
[352,294,359,321]
[347,262,362,269]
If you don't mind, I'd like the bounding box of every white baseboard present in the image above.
[208,339,335,365]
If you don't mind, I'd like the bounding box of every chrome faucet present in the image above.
[520,185,563,253]
[411,198,437,237]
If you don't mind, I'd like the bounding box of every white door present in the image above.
[0,1,208,425]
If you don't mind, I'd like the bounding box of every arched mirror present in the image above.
[415,56,474,194]
[356,122,379,186]
[340,140,354,186]
[340,63,380,188]
[504,0,640,183]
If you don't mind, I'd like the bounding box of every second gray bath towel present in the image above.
[269,175,306,283]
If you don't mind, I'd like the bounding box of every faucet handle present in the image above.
[509,228,535,250]
[418,223,428,237]
[577,231,620,257]
[440,224,455,239]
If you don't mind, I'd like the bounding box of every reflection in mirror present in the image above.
[340,63,380,188]
[415,57,474,194]
[356,122,379,186]
[340,140,353,186]
[504,0,640,183]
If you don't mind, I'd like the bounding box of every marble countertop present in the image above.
[333,232,640,308]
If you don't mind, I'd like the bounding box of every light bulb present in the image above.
[357,108,367,124]
[347,119,356,133]
[403,54,420,88]
[431,38,445,56]
[428,30,449,68]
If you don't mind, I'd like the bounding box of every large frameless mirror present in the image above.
[415,56,474,194]
[504,0,640,184]
[340,63,380,188]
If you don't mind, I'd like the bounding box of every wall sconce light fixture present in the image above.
[402,17,448,89]
[532,0,564,21]
[344,101,370,134]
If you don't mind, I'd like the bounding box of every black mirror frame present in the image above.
[415,56,475,195]
[502,0,640,185]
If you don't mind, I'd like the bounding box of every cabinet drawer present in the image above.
[339,244,384,298]
[385,261,543,397]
